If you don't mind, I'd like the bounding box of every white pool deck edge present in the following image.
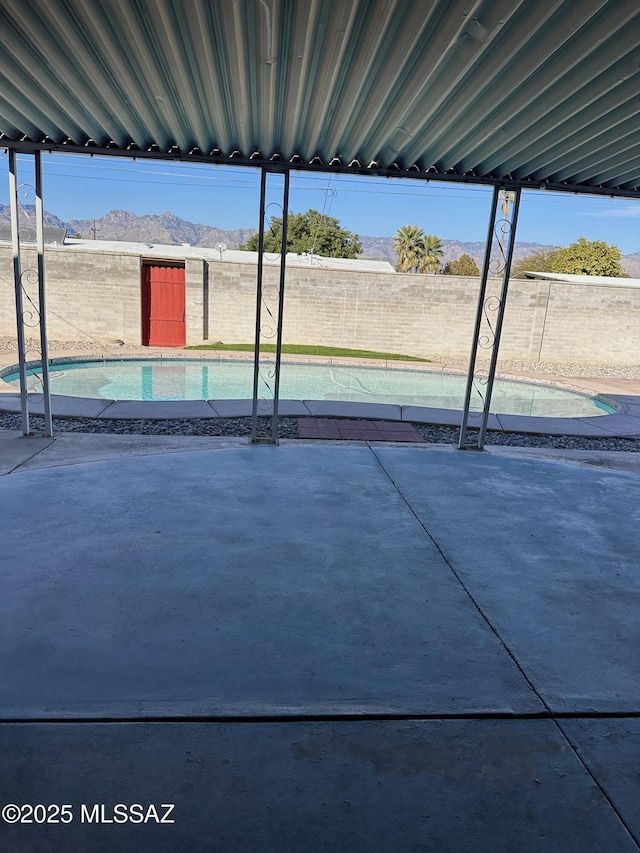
[1,349,639,438]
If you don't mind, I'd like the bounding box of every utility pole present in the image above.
[91,219,98,240]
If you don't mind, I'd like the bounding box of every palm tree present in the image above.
[423,234,444,273]
[393,225,427,273]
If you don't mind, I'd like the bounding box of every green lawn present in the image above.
[185,343,430,362]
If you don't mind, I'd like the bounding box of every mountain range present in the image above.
[2,205,639,276]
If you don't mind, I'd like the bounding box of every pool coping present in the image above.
[0,351,639,438]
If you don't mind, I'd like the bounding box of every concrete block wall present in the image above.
[539,282,640,363]
[277,269,480,358]
[203,264,485,358]
[204,261,261,345]
[1,243,639,364]
[185,257,205,345]
[203,265,562,362]
[0,244,141,343]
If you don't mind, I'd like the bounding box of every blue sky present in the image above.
[2,151,639,253]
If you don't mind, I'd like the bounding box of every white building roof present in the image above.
[522,271,640,287]
[62,239,396,273]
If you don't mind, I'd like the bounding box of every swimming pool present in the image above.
[0,357,615,418]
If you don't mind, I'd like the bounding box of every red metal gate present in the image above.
[141,264,186,346]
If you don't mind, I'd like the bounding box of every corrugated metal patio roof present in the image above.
[1,0,639,195]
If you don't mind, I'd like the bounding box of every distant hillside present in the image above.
[66,209,256,249]
[621,252,640,277]
[0,204,68,230]
[1,205,637,274]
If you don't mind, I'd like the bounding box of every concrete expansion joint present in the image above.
[4,434,57,475]
[3,710,640,725]
[555,717,640,850]
[368,444,552,714]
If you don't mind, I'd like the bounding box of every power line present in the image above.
[3,152,631,209]
[2,149,634,205]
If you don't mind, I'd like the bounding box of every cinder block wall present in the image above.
[202,263,640,364]
[1,244,639,364]
[538,281,640,364]
[0,244,141,343]
[198,260,258,346]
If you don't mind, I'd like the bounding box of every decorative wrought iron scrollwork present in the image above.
[251,168,290,441]
[13,184,48,400]
[256,196,284,409]
[488,191,515,277]
[258,282,280,339]
[478,295,501,350]
[468,369,489,418]
[488,220,512,276]
[24,362,46,398]
[16,183,38,243]
[20,268,41,326]
[256,366,276,412]
[458,187,521,449]
[256,279,281,410]
[262,202,285,262]
[7,151,53,436]
[18,183,35,206]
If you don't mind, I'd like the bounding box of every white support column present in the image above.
[8,148,30,435]
[458,185,522,450]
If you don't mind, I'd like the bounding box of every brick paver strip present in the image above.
[297,418,425,442]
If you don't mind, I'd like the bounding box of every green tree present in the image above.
[550,237,626,277]
[442,253,479,276]
[393,225,427,273]
[393,226,443,273]
[510,248,562,278]
[239,209,362,258]
[511,239,626,278]
[393,225,423,273]
[423,234,444,273]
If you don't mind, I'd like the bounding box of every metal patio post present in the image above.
[8,148,30,435]
[458,185,522,450]
[251,167,289,444]
[270,169,290,441]
[35,150,53,436]
[251,167,268,441]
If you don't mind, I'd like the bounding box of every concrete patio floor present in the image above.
[1,430,639,852]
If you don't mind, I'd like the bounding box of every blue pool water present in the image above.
[2,358,615,418]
